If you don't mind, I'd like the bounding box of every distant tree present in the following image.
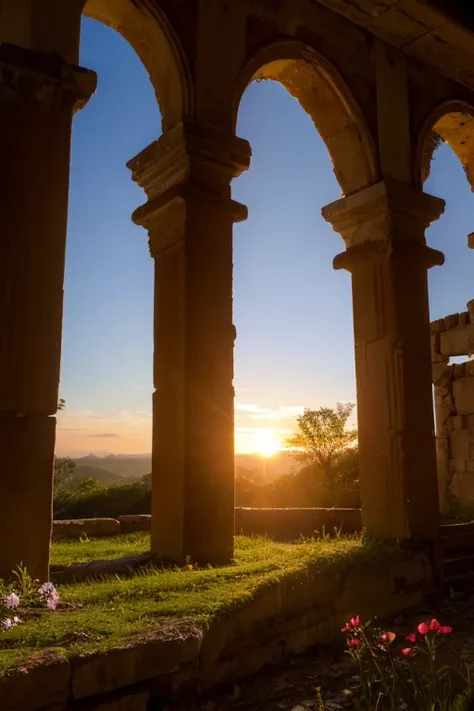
[286,403,358,485]
[54,456,77,489]
[58,398,66,411]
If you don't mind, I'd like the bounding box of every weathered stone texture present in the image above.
[117,515,151,534]
[53,518,121,539]
[432,299,474,509]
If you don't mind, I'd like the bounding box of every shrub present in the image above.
[53,476,151,520]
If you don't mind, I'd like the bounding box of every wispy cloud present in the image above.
[88,433,119,439]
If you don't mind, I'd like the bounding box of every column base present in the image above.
[0,415,55,582]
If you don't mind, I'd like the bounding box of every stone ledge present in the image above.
[0,555,431,711]
[72,630,202,700]
[117,515,151,534]
[53,518,121,539]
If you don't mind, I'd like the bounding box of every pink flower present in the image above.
[439,626,452,635]
[380,631,396,644]
[347,638,360,648]
[429,619,441,632]
[5,593,19,609]
[341,615,361,633]
[417,622,429,636]
[405,633,417,643]
[401,647,412,657]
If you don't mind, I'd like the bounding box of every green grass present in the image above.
[0,534,405,677]
[51,532,151,567]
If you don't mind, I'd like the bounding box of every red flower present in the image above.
[341,615,361,633]
[405,633,417,643]
[429,619,441,632]
[347,638,360,648]
[401,647,412,657]
[380,631,396,644]
[417,622,429,636]
[439,626,452,635]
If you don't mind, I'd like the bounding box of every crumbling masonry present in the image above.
[432,295,474,512]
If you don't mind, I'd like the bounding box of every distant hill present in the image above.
[73,455,151,480]
[69,451,300,483]
[73,465,125,485]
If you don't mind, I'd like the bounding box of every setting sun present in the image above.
[254,431,281,457]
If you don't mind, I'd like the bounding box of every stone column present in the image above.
[0,44,96,581]
[128,122,251,564]
[322,180,445,541]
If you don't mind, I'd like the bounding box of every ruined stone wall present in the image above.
[432,299,474,510]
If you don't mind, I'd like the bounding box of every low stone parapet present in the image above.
[53,509,362,541]
[52,518,121,539]
[118,514,151,533]
[235,507,362,540]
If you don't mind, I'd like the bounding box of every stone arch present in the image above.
[83,0,192,131]
[233,40,378,197]
[417,100,474,191]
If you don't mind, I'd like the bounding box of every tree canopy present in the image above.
[286,403,357,483]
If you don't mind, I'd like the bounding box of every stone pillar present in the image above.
[128,122,251,564]
[322,180,445,541]
[0,44,96,581]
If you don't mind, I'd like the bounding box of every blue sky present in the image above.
[56,17,474,456]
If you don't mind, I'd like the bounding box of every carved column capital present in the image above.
[0,43,97,112]
[128,121,251,199]
[127,122,251,258]
[322,180,445,271]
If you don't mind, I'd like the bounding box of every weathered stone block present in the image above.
[452,472,474,503]
[72,634,201,700]
[225,585,282,642]
[467,460,474,473]
[454,377,474,414]
[441,325,474,357]
[118,515,151,534]
[444,314,459,331]
[467,360,474,377]
[280,571,312,613]
[468,298,474,322]
[198,618,229,681]
[0,653,71,711]
[53,518,121,539]
[454,363,467,380]
[436,438,451,513]
[432,362,451,387]
[334,568,393,612]
[450,430,470,460]
[435,406,451,435]
[229,638,285,680]
[389,560,430,589]
[430,318,445,334]
[450,459,466,473]
[459,312,470,327]
[306,567,340,604]
[452,415,464,430]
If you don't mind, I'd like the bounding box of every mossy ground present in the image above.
[0,534,405,676]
